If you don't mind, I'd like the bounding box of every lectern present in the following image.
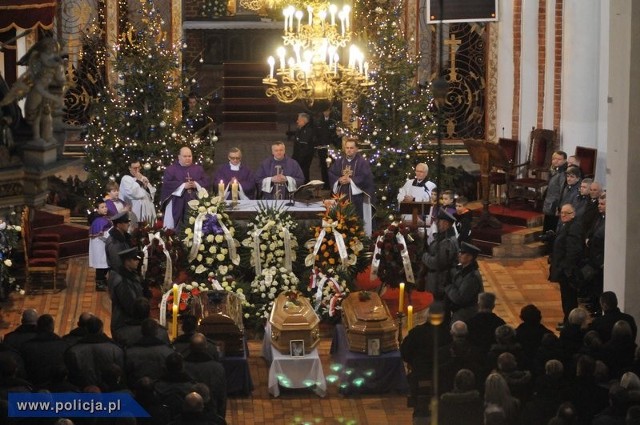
[463,140,507,228]
[399,201,432,227]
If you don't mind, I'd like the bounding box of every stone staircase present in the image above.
[491,225,546,258]
[222,63,278,131]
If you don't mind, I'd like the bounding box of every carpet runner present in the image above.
[33,208,89,259]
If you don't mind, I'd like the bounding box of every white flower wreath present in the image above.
[241,203,300,319]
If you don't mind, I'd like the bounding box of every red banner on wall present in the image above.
[0,0,57,33]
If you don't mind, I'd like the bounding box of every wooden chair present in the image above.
[575,146,597,178]
[489,138,519,204]
[507,128,558,210]
[21,206,60,292]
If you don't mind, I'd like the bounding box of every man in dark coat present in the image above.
[421,209,459,300]
[291,112,316,183]
[315,108,341,188]
[255,141,305,200]
[515,304,553,372]
[64,316,124,389]
[439,369,483,425]
[62,312,94,346]
[446,242,484,322]
[20,314,69,388]
[400,305,452,423]
[584,193,606,316]
[114,297,170,348]
[589,291,637,343]
[161,146,209,230]
[542,151,567,232]
[108,247,144,335]
[558,166,581,217]
[465,292,507,356]
[183,333,227,420]
[104,211,132,272]
[549,203,584,324]
[328,139,375,222]
[125,318,175,382]
[3,308,38,351]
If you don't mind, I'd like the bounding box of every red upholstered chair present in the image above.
[507,128,558,210]
[21,207,60,292]
[575,146,597,178]
[489,138,519,204]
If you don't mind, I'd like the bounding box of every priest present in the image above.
[397,162,437,223]
[212,147,255,200]
[120,159,157,224]
[254,141,304,200]
[161,147,209,230]
[329,139,375,223]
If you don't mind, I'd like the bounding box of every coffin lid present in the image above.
[269,292,320,330]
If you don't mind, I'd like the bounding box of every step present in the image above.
[224,76,266,86]
[471,239,499,257]
[223,86,269,98]
[501,226,543,244]
[492,241,546,258]
[223,62,268,77]
[224,99,277,112]
[223,122,278,131]
[224,97,276,107]
[222,111,278,122]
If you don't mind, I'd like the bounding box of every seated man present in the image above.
[254,141,304,200]
[397,162,436,222]
[212,147,255,200]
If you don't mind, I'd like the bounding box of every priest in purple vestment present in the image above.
[212,147,256,199]
[255,141,304,200]
[329,139,376,224]
[161,147,209,230]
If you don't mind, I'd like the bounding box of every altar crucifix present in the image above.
[444,33,462,82]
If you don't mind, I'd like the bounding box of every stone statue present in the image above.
[0,37,67,144]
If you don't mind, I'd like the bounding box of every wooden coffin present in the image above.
[269,292,320,355]
[195,290,244,357]
[341,291,399,354]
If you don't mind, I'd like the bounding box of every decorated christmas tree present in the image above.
[351,0,437,220]
[84,0,214,200]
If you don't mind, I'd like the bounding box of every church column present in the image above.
[559,0,600,156]
[605,0,640,321]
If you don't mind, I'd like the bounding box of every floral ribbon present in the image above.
[188,212,239,265]
[250,220,292,274]
[370,234,384,281]
[159,283,185,327]
[141,232,173,292]
[310,269,343,307]
[311,219,348,265]
[396,231,415,283]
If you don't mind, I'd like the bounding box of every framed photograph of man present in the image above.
[290,340,305,357]
[367,338,381,356]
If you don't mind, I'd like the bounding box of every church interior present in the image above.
[0,0,639,424]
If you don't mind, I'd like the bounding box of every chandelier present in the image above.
[262,1,373,110]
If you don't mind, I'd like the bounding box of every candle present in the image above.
[330,4,337,26]
[296,10,303,33]
[407,305,414,330]
[172,283,178,303]
[268,56,275,79]
[172,304,178,340]
[307,6,313,25]
[231,178,239,202]
[277,47,285,70]
[218,180,225,198]
[398,282,405,312]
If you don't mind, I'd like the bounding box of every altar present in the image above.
[330,324,408,395]
[262,323,327,398]
[224,200,325,220]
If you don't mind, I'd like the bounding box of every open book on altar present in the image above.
[292,180,325,203]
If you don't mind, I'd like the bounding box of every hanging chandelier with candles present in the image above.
[262,1,373,110]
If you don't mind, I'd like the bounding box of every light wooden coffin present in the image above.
[269,292,320,355]
[341,291,399,354]
[195,290,244,356]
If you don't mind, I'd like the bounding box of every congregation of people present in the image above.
[0,307,227,425]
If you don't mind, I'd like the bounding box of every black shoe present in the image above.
[95,282,107,292]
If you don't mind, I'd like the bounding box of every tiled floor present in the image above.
[0,255,561,424]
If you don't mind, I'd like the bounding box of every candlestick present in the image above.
[231,178,239,202]
[171,304,178,340]
[218,180,225,199]
[407,305,413,330]
[398,282,405,313]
